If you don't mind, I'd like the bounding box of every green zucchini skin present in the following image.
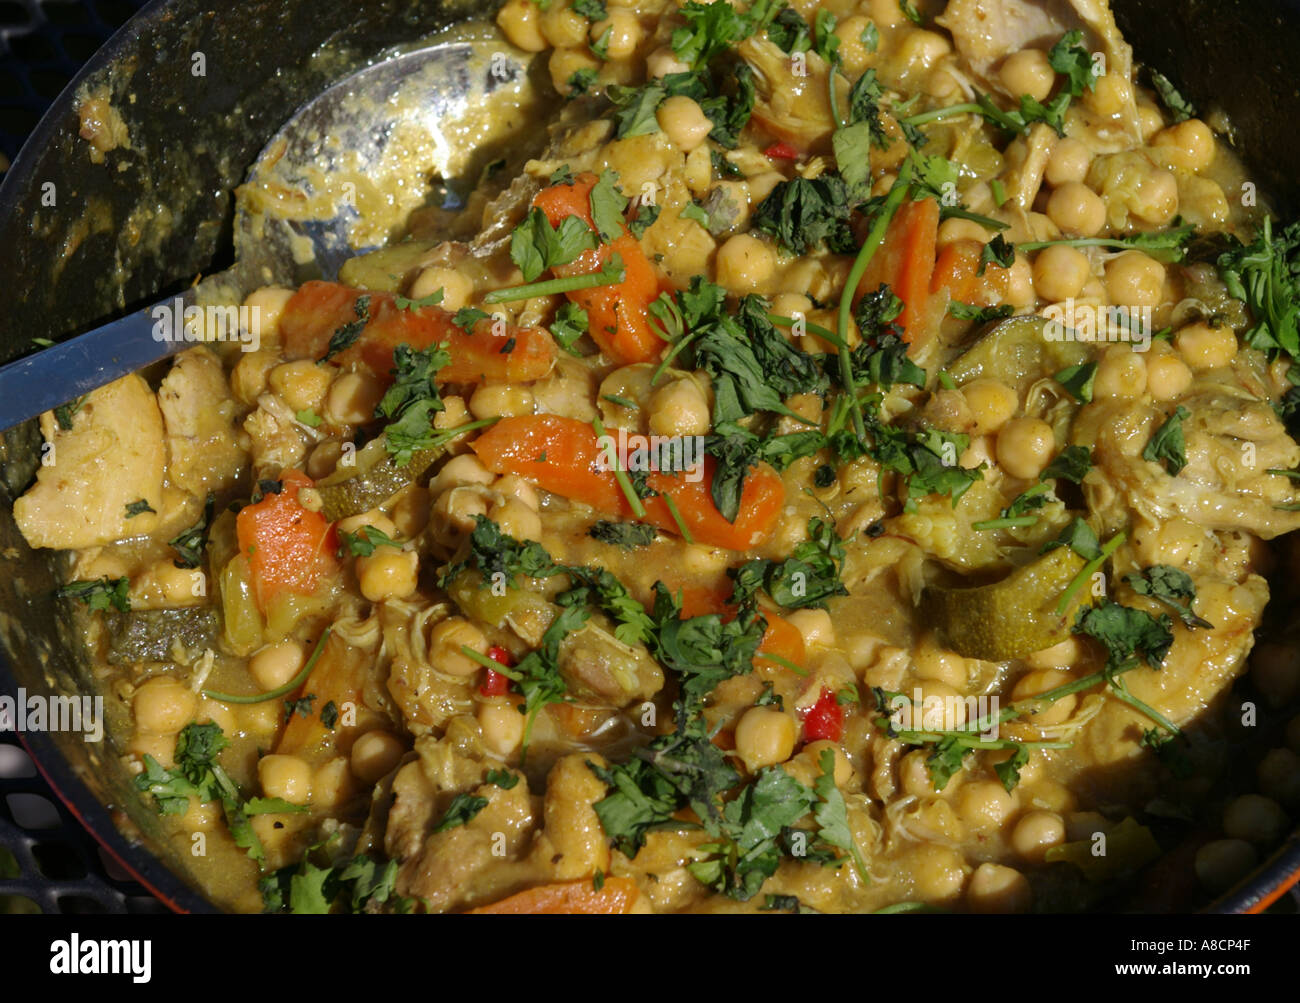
[104,607,221,665]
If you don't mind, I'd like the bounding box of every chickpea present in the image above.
[868,0,908,27]
[491,497,543,543]
[1195,839,1259,895]
[1047,182,1106,237]
[1011,668,1076,726]
[230,350,279,406]
[798,740,853,786]
[590,9,641,59]
[494,474,540,511]
[351,730,406,784]
[1045,138,1092,187]
[1174,321,1237,371]
[1010,809,1066,861]
[937,217,989,247]
[549,47,601,95]
[389,486,430,538]
[647,377,710,437]
[656,95,712,152]
[356,548,419,602]
[539,4,588,48]
[479,700,526,755]
[834,15,875,75]
[1130,168,1180,225]
[335,510,400,540]
[1104,251,1165,310]
[1000,48,1055,102]
[430,616,489,677]
[258,754,312,805]
[1144,351,1193,401]
[195,698,236,735]
[311,757,356,808]
[956,780,1017,833]
[306,440,344,480]
[1004,254,1036,309]
[716,233,776,293]
[967,862,1033,914]
[895,30,951,76]
[325,371,384,425]
[996,416,1055,479]
[646,44,689,78]
[129,732,175,768]
[249,640,305,691]
[409,266,473,311]
[428,454,495,496]
[1222,794,1289,847]
[909,844,967,902]
[133,676,197,736]
[786,609,835,649]
[1136,102,1165,141]
[1084,72,1131,117]
[734,707,797,771]
[237,698,282,736]
[496,0,548,52]
[912,644,967,689]
[1257,747,1300,808]
[748,170,786,203]
[899,748,948,798]
[181,797,221,832]
[469,383,534,420]
[433,486,490,537]
[1093,346,1148,400]
[1153,119,1216,172]
[1032,244,1092,303]
[243,286,295,345]
[269,359,332,413]
[135,559,204,605]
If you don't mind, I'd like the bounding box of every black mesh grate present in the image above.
[0,0,157,914]
[0,0,150,163]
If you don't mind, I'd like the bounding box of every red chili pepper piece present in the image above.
[802,687,844,742]
[764,141,799,160]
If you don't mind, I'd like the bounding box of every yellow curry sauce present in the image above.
[16,0,1300,912]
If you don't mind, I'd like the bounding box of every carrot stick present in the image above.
[532,173,662,366]
[273,630,368,759]
[471,415,784,551]
[857,197,941,350]
[278,281,557,384]
[468,876,640,914]
[235,470,337,611]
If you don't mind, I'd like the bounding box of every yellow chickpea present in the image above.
[549,47,602,95]
[909,844,967,902]
[493,474,540,511]
[833,15,876,75]
[1093,346,1148,399]
[1084,72,1131,117]
[1010,809,1066,861]
[540,3,589,48]
[798,740,853,786]
[1104,251,1166,309]
[995,416,1055,479]
[646,44,689,78]
[249,640,305,691]
[937,217,990,247]
[1194,839,1259,895]
[716,233,776,293]
[895,30,951,76]
[656,95,713,152]
[469,383,534,420]
[786,609,835,649]
[243,286,295,345]
[496,0,548,52]
[1004,254,1036,309]
[1222,794,1289,847]
[409,266,473,311]
[230,350,279,406]
[1024,637,1081,669]
[999,49,1055,102]
[734,707,797,771]
[956,780,1018,833]
[357,548,419,602]
[430,616,489,677]
[311,757,356,808]
[1047,182,1106,237]
[325,371,384,425]
[1136,102,1165,141]
[1032,244,1093,303]
[1174,321,1237,371]
[258,754,312,805]
[133,676,197,736]
[479,699,526,755]
[491,497,543,543]
[350,730,406,784]
[868,0,908,28]
[428,454,495,496]
[1011,668,1076,726]
[647,377,710,437]
[269,359,332,413]
[335,510,400,540]
[1144,350,1193,401]
[1153,119,1216,172]
[958,380,1016,438]
[1045,138,1092,188]
[967,862,1033,914]
[590,9,641,59]
[1131,168,1180,225]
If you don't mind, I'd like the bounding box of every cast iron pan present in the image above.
[0,0,1296,913]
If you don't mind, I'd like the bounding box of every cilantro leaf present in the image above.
[1074,601,1175,670]
[1124,565,1213,629]
[588,520,658,549]
[1048,30,1099,97]
[1054,361,1098,403]
[55,576,130,613]
[375,342,452,466]
[550,301,590,356]
[169,492,215,569]
[431,793,490,833]
[1148,68,1196,124]
[509,207,597,282]
[320,294,371,361]
[752,175,856,256]
[1142,405,1190,475]
[589,170,629,243]
[1040,444,1092,483]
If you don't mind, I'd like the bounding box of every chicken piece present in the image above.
[528,754,611,880]
[242,393,309,477]
[158,347,247,497]
[1076,381,1300,540]
[740,36,842,154]
[15,374,166,550]
[937,0,1140,141]
[1069,574,1268,802]
[558,615,665,708]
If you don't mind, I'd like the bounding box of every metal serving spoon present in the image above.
[0,36,530,431]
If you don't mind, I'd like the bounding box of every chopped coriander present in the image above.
[124,498,155,518]
[55,576,130,613]
[1142,405,1190,475]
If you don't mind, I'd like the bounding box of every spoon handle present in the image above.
[0,289,205,431]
